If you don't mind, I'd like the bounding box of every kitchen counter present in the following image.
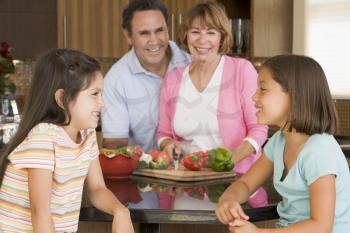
[80,134,350,232]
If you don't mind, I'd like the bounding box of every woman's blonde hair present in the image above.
[178,1,233,54]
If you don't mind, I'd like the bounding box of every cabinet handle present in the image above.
[171,13,175,41]
[63,15,67,49]
[179,13,182,25]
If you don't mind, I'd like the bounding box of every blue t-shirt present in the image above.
[102,41,191,152]
[264,130,350,232]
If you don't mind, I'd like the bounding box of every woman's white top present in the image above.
[173,56,225,154]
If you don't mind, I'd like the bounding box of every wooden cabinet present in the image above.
[217,0,293,57]
[252,0,293,57]
[57,0,129,58]
[0,0,56,59]
[57,0,292,58]
[163,0,292,57]
[163,0,207,41]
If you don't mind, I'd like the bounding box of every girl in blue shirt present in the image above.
[216,54,350,233]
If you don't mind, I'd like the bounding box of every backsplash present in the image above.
[335,99,350,136]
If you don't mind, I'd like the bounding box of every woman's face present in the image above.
[252,67,290,128]
[187,17,222,63]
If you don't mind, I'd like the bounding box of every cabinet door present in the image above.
[252,0,292,57]
[164,0,207,41]
[57,0,129,58]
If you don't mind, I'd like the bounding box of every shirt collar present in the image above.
[167,41,191,72]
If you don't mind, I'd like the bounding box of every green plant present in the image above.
[0,42,16,95]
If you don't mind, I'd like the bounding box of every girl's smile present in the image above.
[252,67,290,128]
[64,72,104,142]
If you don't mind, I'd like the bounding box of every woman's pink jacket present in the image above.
[157,55,268,173]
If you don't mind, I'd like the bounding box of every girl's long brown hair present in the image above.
[262,54,338,135]
[0,49,101,187]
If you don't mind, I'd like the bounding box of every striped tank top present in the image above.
[0,123,98,232]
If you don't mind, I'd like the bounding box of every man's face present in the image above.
[125,10,169,71]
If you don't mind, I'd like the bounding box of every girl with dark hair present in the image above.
[216,54,350,233]
[0,49,134,233]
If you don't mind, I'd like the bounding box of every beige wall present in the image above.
[293,0,306,54]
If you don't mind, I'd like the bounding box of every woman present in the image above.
[157,2,267,176]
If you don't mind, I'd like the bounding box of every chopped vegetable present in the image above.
[149,150,173,163]
[149,158,168,170]
[101,146,143,159]
[102,148,116,158]
[115,147,130,156]
[143,150,172,170]
[138,153,153,169]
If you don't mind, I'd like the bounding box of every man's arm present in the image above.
[102,137,128,149]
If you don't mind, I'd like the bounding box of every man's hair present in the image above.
[122,0,168,34]
[262,54,338,135]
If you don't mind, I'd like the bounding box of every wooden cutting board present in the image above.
[133,167,235,181]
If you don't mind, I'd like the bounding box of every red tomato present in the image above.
[149,150,161,160]
[149,150,172,163]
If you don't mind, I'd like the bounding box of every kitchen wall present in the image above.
[2,0,349,136]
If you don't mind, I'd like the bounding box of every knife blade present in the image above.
[173,148,182,170]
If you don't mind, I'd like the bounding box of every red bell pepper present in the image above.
[181,152,207,171]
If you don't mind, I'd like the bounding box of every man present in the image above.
[102,0,191,152]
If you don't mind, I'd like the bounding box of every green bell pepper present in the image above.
[208,147,234,172]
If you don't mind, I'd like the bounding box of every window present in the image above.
[293,0,350,98]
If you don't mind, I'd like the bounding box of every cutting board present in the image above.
[132,167,235,181]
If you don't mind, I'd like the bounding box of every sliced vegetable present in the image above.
[102,148,117,159]
[101,146,143,159]
[149,150,173,163]
[145,150,172,170]
[115,147,130,156]
[149,158,168,170]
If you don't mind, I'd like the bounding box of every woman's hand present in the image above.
[160,139,181,159]
[228,219,259,233]
[112,207,135,233]
[215,198,249,225]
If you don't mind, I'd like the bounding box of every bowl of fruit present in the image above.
[99,146,143,179]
